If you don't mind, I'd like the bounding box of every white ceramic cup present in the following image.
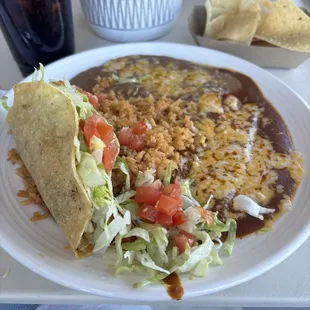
[80,0,183,42]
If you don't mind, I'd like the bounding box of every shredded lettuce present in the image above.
[32,63,44,82]
[124,251,135,265]
[177,232,213,274]
[121,200,139,221]
[180,179,194,197]
[203,194,214,210]
[213,236,223,249]
[134,271,167,288]
[115,265,165,289]
[111,74,144,84]
[78,130,87,152]
[163,162,172,186]
[113,157,131,191]
[94,210,131,252]
[73,136,81,163]
[135,251,170,274]
[115,265,144,276]
[180,180,200,209]
[109,205,236,287]
[181,196,197,209]
[124,227,150,242]
[191,257,211,277]
[206,212,232,233]
[222,219,237,256]
[91,206,109,225]
[169,244,191,272]
[115,234,123,266]
[92,225,104,243]
[171,246,179,261]
[54,80,94,120]
[92,185,113,209]
[233,195,275,220]
[77,152,107,188]
[76,150,124,253]
[116,190,136,204]
[122,239,146,251]
[1,96,9,111]
[135,169,156,187]
[138,222,160,231]
[146,227,169,266]
[178,207,201,233]
[209,248,223,265]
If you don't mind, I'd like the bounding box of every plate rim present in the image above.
[1,42,310,300]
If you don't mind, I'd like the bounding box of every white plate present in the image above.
[0,43,310,301]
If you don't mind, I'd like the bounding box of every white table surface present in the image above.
[1,0,310,307]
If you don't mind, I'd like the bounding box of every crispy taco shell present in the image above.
[7,81,93,257]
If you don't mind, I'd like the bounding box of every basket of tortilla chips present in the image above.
[188,0,310,68]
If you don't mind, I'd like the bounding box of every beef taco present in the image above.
[6,70,126,257]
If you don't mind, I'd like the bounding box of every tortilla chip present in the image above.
[217,10,261,45]
[204,0,269,41]
[204,0,242,38]
[255,0,310,52]
[239,0,260,12]
[204,13,233,38]
[204,0,213,36]
[257,0,272,22]
[7,82,93,255]
[208,0,240,22]
[211,0,241,18]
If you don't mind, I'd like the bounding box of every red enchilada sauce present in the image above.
[163,272,184,300]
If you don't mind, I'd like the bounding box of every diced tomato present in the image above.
[169,181,182,208]
[135,186,162,205]
[129,134,145,151]
[132,120,148,135]
[89,95,99,109]
[195,206,214,227]
[103,143,118,172]
[170,181,181,198]
[155,195,179,216]
[97,122,113,145]
[81,91,99,109]
[179,230,196,241]
[83,114,114,147]
[163,181,182,209]
[156,211,173,227]
[137,204,157,223]
[164,184,174,194]
[83,120,97,146]
[172,211,186,226]
[117,128,133,146]
[172,234,189,254]
[87,114,102,123]
[117,126,145,151]
[173,230,196,253]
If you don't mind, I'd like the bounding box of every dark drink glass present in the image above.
[0,0,74,77]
